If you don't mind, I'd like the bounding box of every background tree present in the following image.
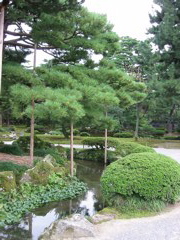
[148,0,180,133]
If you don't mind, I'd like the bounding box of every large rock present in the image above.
[39,214,96,240]
[20,154,67,185]
[0,171,16,192]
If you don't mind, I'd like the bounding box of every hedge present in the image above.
[101,152,180,204]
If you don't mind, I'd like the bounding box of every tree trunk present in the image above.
[167,104,176,134]
[0,6,4,95]
[134,104,140,141]
[29,44,37,166]
[104,111,108,165]
[0,6,5,127]
[70,121,74,177]
[30,97,35,166]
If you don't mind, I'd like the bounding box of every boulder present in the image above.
[20,154,63,185]
[39,214,96,240]
[0,171,16,192]
[91,213,115,224]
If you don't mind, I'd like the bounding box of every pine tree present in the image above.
[148,0,180,133]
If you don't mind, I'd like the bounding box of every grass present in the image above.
[99,207,158,219]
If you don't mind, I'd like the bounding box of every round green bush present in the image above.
[116,142,155,157]
[101,152,180,204]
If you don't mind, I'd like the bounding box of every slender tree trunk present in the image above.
[104,111,108,165]
[70,121,74,176]
[0,6,5,127]
[134,104,140,141]
[167,104,176,135]
[29,44,37,165]
[0,6,4,95]
[30,97,35,165]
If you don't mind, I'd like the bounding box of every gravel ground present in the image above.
[95,204,180,240]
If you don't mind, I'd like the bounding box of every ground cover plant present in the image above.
[0,176,87,226]
[101,152,180,214]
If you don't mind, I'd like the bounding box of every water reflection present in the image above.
[0,160,104,240]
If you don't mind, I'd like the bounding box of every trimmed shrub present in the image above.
[82,137,118,149]
[13,136,51,153]
[101,152,180,205]
[74,149,117,163]
[164,136,180,140]
[116,142,155,157]
[113,132,133,138]
[0,144,24,156]
[80,132,90,137]
[152,129,165,138]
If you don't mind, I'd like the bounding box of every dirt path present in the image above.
[94,204,180,240]
[0,153,31,166]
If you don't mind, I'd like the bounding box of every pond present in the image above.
[0,160,105,240]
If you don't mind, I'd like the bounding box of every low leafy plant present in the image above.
[0,177,87,226]
[101,152,180,207]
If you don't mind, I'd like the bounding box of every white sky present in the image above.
[26,0,156,67]
[83,0,155,40]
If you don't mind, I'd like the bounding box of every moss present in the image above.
[28,161,55,185]
[0,171,16,192]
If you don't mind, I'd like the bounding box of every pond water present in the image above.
[0,160,104,240]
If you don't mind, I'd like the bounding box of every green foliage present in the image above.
[13,136,51,153]
[34,148,66,165]
[152,129,165,138]
[80,132,90,137]
[0,162,29,184]
[0,144,24,156]
[116,142,155,157]
[113,132,133,138]
[73,129,80,136]
[82,137,118,149]
[0,177,87,226]
[74,149,117,163]
[163,136,180,141]
[101,152,180,206]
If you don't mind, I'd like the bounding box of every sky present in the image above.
[26,0,156,67]
[83,0,155,40]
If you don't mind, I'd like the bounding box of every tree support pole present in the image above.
[0,6,5,126]
[0,6,4,95]
[30,44,37,165]
[70,121,74,176]
[134,103,140,141]
[104,111,108,166]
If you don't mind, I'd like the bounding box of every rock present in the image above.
[20,159,54,185]
[0,171,16,192]
[91,213,115,224]
[39,214,96,240]
[20,154,68,185]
